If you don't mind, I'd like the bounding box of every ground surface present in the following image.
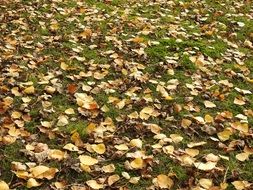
[0,0,253,189]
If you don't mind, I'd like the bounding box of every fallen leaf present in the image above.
[130,158,144,169]
[199,178,213,189]
[23,86,35,94]
[204,101,216,108]
[108,174,120,186]
[0,181,9,190]
[92,144,106,154]
[156,174,174,189]
[79,155,98,166]
[181,118,192,128]
[27,178,41,188]
[194,161,216,171]
[236,153,250,162]
[86,180,104,189]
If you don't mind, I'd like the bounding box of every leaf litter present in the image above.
[0,0,253,189]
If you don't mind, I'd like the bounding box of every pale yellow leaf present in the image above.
[79,155,98,166]
[199,178,213,189]
[63,143,79,152]
[86,180,104,189]
[204,101,216,108]
[108,174,120,186]
[92,143,106,154]
[0,181,9,190]
[194,161,216,171]
[157,174,174,189]
[130,139,142,148]
[27,178,41,188]
[236,153,250,162]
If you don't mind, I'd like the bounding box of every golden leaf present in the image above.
[130,139,142,148]
[199,178,213,189]
[102,164,115,173]
[92,143,106,154]
[108,174,120,186]
[156,174,174,189]
[79,155,98,166]
[217,128,232,141]
[63,143,79,152]
[181,118,192,128]
[27,178,41,188]
[86,180,104,189]
[130,158,144,169]
[194,161,216,171]
[23,86,35,94]
[0,181,9,190]
[235,153,250,162]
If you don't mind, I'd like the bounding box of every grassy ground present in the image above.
[0,0,253,189]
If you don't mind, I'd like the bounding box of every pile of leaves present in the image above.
[0,0,253,189]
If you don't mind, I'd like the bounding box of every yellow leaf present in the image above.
[234,98,245,105]
[157,174,174,189]
[79,155,98,166]
[27,178,41,188]
[231,122,248,133]
[54,181,66,189]
[204,101,216,108]
[86,180,104,189]
[181,119,192,128]
[187,141,207,148]
[108,174,120,186]
[38,168,58,180]
[23,86,35,94]
[132,36,144,43]
[13,171,30,179]
[204,114,214,123]
[232,181,251,190]
[29,165,49,178]
[194,161,216,171]
[60,62,69,70]
[92,143,106,154]
[80,164,91,173]
[50,22,59,31]
[163,145,174,155]
[49,149,66,161]
[140,106,154,120]
[129,177,140,184]
[185,148,199,157]
[0,181,9,190]
[86,123,97,134]
[170,134,183,143]
[220,182,228,190]
[114,144,129,151]
[65,108,75,115]
[217,128,232,141]
[199,178,213,189]
[11,111,22,119]
[57,115,69,126]
[130,158,144,169]
[63,143,79,151]
[130,139,142,148]
[236,153,250,162]
[102,164,115,173]
[80,28,92,38]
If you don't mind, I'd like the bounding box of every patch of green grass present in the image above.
[0,141,25,182]
[153,154,188,182]
[63,120,88,138]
